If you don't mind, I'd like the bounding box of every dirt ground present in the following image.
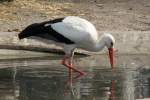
[0,0,150,32]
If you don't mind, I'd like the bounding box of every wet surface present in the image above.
[0,54,149,100]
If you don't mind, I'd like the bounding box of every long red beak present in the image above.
[108,48,115,69]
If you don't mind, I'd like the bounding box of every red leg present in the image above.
[61,56,84,76]
[61,56,72,83]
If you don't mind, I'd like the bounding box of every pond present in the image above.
[0,54,149,100]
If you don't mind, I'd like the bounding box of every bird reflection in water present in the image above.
[63,73,116,100]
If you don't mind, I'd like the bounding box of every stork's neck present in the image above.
[94,38,106,52]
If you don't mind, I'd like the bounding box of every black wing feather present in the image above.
[19,17,75,44]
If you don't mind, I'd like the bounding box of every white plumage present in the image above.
[51,16,99,51]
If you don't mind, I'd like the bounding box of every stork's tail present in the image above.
[18,32,24,39]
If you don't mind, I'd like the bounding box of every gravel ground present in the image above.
[0,0,150,32]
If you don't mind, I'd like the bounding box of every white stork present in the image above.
[18,16,115,76]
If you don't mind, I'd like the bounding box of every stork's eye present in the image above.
[111,42,113,47]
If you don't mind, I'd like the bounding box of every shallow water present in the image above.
[0,55,149,100]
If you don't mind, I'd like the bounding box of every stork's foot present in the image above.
[70,66,85,76]
[62,62,85,76]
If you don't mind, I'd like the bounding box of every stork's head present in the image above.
[104,33,115,48]
[103,33,115,69]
